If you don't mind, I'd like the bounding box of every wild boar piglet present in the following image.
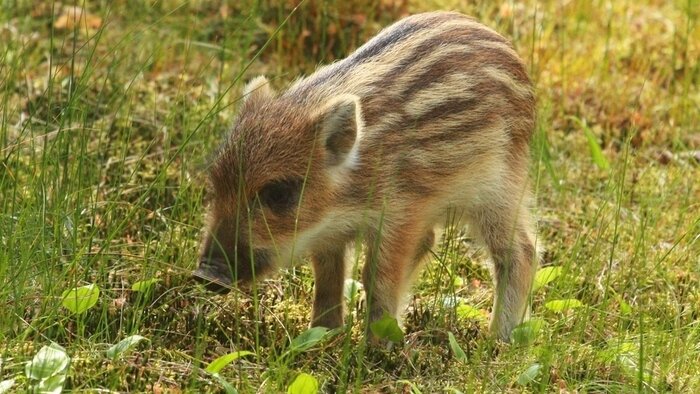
[194,11,537,341]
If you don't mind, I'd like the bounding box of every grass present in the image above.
[1,0,698,392]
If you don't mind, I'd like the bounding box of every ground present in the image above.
[0,0,698,392]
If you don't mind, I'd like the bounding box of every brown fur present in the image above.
[194,11,538,341]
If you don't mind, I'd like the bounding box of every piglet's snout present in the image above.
[192,257,233,294]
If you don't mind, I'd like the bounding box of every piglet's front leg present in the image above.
[310,244,347,329]
[362,223,427,337]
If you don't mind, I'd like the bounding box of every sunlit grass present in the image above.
[1,0,698,392]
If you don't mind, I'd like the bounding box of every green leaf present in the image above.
[511,319,545,346]
[369,313,404,343]
[25,343,70,381]
[455,304,485,320]
[36,373,67,394]
[583,125,609,169]
[532,266,562,292]
[205,351,255,373]
[447,332,468,363]
[0,379,15,394]
[616,294,632,315]
[287,372,318,394]
[211,372,238,394]
[570,116,609,170]
[131,278,159,292]
[106,335,149,359]
[343,279,363,303]
[544,298,584,312]
[289,327,329,353]
[61,284,100,314]
[516,363,542,385]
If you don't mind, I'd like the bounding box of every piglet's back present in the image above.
[286,11,534,144]
[283,11,535,204]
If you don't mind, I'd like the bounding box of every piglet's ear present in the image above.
[242,76,274,102]
[314,94,363,167]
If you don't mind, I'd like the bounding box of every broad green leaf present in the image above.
[343,279,363,302]
[287,372,318,394]
[289,327,329,353]
[516,363,542,385]
[511,319,545,346]
[205,351,255,373]
[532,266,562,292]
[369,313,404,343]
[583,125,609,169]
[25,343,70,380]
[131,278,159,292]
[61,284,100,314]
[211,372,238,394]
[106,335,149,359]
[0,379,15,394]
[456,304,485,320]
[36,373,66,394]
[447,332,468,363]
[544,298,584,312]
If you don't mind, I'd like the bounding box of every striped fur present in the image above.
[195,11,537,341]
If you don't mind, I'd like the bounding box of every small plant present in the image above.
[106,335,149,360]
[205,351,255,374]
[205,350,255,394]
[447,332,468,363]
[570,117,610,170]
[369,313,404,344]
[25,343,71,393]
[510,319,546,346]
[131,278,159,293]
[284,327,330,356]
[61,284,100,314]
[455,303,487,321]
[287,372,319,394]
[0,379,15,393]
[544,299,585,312]
[532,266,563,292]
[516,363,543,386]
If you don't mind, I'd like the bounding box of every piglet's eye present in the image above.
[257,178,302,213]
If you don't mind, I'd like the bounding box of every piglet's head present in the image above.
[193,76,363,292]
